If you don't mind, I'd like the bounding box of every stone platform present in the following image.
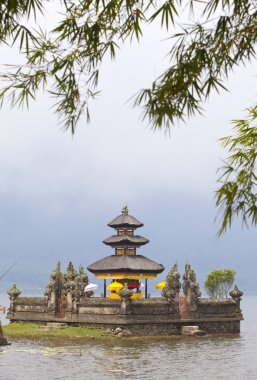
[7,296,243,336]
[6,262,244,336]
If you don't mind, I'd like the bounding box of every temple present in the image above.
[6,209,244,337]
[87,207,164,298]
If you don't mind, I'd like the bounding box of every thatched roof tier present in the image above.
[87,255,164,275]
[103,235,149,247]
[108,213,143,229]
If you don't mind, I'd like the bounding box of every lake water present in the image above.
[0,296,257,380]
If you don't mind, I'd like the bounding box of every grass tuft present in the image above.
[3,322,110,341]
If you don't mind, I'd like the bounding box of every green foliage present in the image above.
[141,0,256,129]
[204,269,236,298]
[0,0,183,132]
[216,107,257,235]
[0,0,256,132]
[0,0,43,49]
[0,0,257,233]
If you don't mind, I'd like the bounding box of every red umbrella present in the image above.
[128,283,140,290]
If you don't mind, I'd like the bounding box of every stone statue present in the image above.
[229,285,243,302]
[7,283,21,313]
[118,283,133,301]
[7,284,21,301]
[183,263,201,312]
[162,263,181,313]
[118,283,133,315]
[121,206,129,215]
[230,285,243,313]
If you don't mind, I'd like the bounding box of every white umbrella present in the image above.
[84,283,98,292]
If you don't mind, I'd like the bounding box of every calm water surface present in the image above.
[0,296,257,380]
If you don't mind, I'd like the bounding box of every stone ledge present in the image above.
[7,311,243,324]
[199,298,236,305]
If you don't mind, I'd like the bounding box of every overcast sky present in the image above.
[0,7,256,296]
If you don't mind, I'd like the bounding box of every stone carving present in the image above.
[44,262,64,299]
[64,262,78,295]
[183,263,201,312]
[64,262,78,312]
[44,262,64,312]
[121,206,129,215]
[7,283,21,313]
[229,285,243,302]
[118,283,133,315]
[68,265,89,312]
[162,263,181,313]
[44,262,91,313]
[7,284,21,301]
[4,259,244,334]
[118,283,133,301]
[230,285,243,313]
[75,265,89,300]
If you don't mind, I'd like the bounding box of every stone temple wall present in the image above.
[197,298,241,319]
[6,262,244,335]
[7,295,243,334]
[130,299,175,316]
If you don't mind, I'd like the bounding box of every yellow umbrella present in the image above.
[107,281,123,291]
[155,281,166,290]
[130,292,143,299]
[109,293,121,299]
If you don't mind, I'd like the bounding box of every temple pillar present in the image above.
[104,279,106,298]
[145,279,148,298]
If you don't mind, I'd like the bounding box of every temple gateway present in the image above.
[6,209,243,336]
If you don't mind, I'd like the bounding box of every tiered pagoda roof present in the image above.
[108,212,143,228]
[87,207,164,279]
[103,235,149,246]
[87,255,164,275]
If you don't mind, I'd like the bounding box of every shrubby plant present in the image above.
[204,269,236,298]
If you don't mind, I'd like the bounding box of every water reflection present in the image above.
[0,335,253,380]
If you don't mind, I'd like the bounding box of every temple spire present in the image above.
[121,206,129,215]
[104,208,149,255]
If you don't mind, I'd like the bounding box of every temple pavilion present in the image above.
[87,207,164,298]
